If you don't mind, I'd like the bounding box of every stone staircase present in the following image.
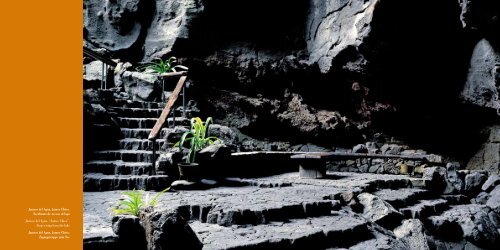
[84,100,190,192]
[186,173,457,249]
[84,173,419,249]
[373,188,452,220]
[190,212,373,249]
[84,169,500,249]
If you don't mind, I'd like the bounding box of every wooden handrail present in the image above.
[83,47,118,67]
[148,75,188,140]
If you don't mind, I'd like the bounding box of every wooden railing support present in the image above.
[83,47,118,90]
[148,73,188,175]
[83,47,118,67]
[151,138,157,175]
[148,75,187,140]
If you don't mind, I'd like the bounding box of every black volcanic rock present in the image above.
[357,193,403,229]
[139,208,202,250]
[464,171,488,196]
[84,0,500,169]
[482,175,500,192]
[460,39,500,110]
[84,0,149,61]
[427,204,500,248]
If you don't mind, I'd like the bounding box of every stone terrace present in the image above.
[85,171,468,249]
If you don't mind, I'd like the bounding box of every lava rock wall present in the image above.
[84,0,500,165]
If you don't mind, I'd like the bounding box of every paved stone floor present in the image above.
[84,171,500,249]
[84,172,425,248]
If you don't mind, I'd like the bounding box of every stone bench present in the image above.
[291,152,442,179]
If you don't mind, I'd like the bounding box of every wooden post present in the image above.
[148,73,188,176]
[151,139,157,175]
[148,75,187,140]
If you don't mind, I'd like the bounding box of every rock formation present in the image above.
[83,1,500,247]
[84,0,499,163]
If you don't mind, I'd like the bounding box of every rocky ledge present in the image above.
[84,171,500,250]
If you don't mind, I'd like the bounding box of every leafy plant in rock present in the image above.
[175,117,222,164]
[146,187,170,207]
[137,57,188,74]
[111,187,170,216]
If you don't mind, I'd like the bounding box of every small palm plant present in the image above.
[175,117,222,164]
[137,57,188,74]
[112,187,170,216]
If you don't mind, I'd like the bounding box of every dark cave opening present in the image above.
[364,0,484,159]
[366,0,468,106]
[200,0,309,51]
[184,0,313,99]
[286,0,491,159]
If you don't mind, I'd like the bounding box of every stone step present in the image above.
[83,233,118,250]
[166,116,191,127]
[181,189,344,227]
[345,223,409,249]
[425,204,500,248]
[237,172,419,194]
[113,99,165,109]
[121,128,170,139]
[440,194,469,205]
[108,106,163,118]
[117,117,190,128]
[83,173,430,249]
[118,138,166,150]
[82,185,343,240]
[93,150,154,162]
[191,212,372,249]
[138,183,349,227]
[108,106,196,119]
[84,160,153,175]
[399,199,449,219]
[117,117,158,128]
[373,188,430,209]
[83,173,172,191]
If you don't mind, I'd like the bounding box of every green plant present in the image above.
[111,187,170,216]
[147,187,170,207]
[137,57,188,74]
[112,189,143,216]
[175,117,222,164]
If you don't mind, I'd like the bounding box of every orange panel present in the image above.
[0,1,83,249]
